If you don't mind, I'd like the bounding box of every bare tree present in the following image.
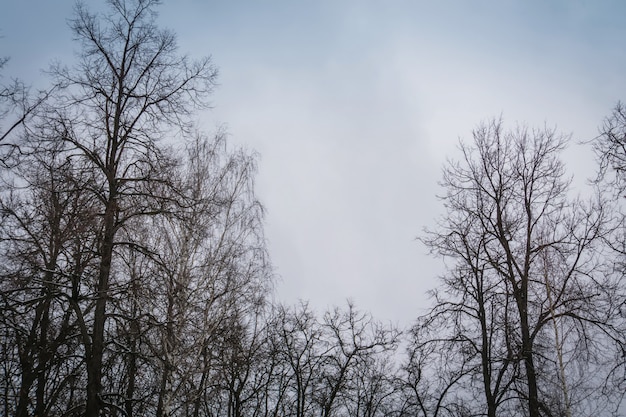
[413,218,519,417]
[36,1,217,414]
[258,302,400,417]
[420,118,624,417]
[316,302,400,417]
[0,136,99,416]
[593,102,626,412]
[271,302,328,417]
[401,311,505,417]
[343,352,398,417]
[148,132,270,416]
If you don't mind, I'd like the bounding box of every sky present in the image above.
[2,1,626,327]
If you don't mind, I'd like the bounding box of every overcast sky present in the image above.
[2,1,626,326]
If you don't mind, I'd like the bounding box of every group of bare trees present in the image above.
[0,1,401,416]
[1,1,626,416]
[0,0,268,415]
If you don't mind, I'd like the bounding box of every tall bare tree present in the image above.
[39,1,216,414]
[420,118,624,416]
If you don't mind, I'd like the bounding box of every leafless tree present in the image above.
[270,302,328,417]
[419,118,625,417]
[0,136,99,416]
[343,352,398,417]
[148,132,270,417]
[260,302,400,417]
[593,102,626,411]
[399,319,492,417]
[316,302,400,417]
[35,0,217,414]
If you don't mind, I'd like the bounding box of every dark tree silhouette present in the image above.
[44,1,216,414]
[419,118,624,416]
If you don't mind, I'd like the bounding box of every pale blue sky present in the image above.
[2,1,625,324]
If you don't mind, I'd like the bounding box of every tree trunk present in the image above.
[478,289,497,417]
[517,291,540,417]
[35,302,51,417]
[15,364,36,417]
[125,333,137,417]
[85,200,116,417]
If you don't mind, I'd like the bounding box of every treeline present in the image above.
[1,1,625,416]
